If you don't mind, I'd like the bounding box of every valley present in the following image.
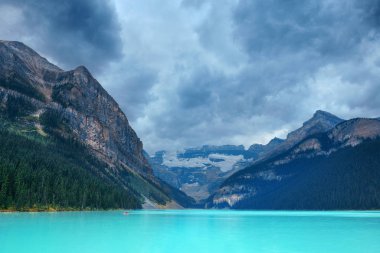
[1,40,380,211]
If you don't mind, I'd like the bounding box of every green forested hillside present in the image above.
[0,40,197,211]
[0,100,196,211]
[222,139,380,210]
[0,120,141,211]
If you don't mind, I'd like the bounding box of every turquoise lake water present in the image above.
[1,210,380,253]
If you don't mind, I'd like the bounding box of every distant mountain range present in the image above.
[0,40,194,210]
[149,110,345,202]
[149,139,287,201]
[207,117,380,209]
[150,110,380,210]
[1,40,379,211]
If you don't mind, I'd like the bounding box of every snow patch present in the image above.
[162,152,245,172]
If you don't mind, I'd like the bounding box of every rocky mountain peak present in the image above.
[0,40,62,74]
[73,65,92,78]
[56,64,106,97]
[248,137,284,153]
[313,109,335,117]
[0,41,198,208]
[0,40,151,176]
[286,110,344,142]
[255,110,344,161]
[305,110,344,127]
[267,137,285,146]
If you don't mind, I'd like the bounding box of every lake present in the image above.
[1,210,380,253]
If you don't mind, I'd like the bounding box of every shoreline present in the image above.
[0,208,130,213]
[2,208,380,213]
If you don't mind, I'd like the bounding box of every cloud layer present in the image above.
[1,0,379,153]
[0,0,122,72]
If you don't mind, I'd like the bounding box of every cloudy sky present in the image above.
[1,0,380,152]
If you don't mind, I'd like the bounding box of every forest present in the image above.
[224,139,380,210]
[0,122,141,211]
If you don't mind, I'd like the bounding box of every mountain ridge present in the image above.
[0,40,194,210]
[149,110,344,203]
[0,40,149,174]
[149,138,284,201]
[208,116,380,209]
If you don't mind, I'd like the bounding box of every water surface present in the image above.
[1,210,380,253]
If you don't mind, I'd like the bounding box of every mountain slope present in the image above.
[149,146,248,202]
[149,110,342,203]
[260,110,344,160]
[0,40,193,210]
[149,140,284,202]
[208,118,380,209]
[0,122,141,211]
[248,138,284,158]
[287,110,344,144]
[0,40,150,175]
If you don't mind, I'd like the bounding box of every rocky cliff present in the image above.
[254,110,344,162]
[0,40,193,208]
[0,40,151,175]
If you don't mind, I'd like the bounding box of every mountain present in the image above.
[149,110,344,203]
[208,117,380,209]
[248,137,285,158]
[260,110,344,160]
[149,146,247,202]
[0,40,194,210]
[287,110,344,143]
[149,140,284,202]
[1,40,151,175]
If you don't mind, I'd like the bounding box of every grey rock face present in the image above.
[0,40,150,175]
[260,110,344,161]
[248,137,285,157]
[329,118,380,146]
[53,66,152,174]
[286,110,344,144]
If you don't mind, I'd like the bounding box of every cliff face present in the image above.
[52,66,152,175]
[286,110,344,144]
[329,118,380,146]
[0,40,150,175]
[0,40,195,208]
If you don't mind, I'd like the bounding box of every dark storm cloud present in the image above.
[177,68,219,109]
[233,0,380,59]
[360,0,380,27]
[103,60,158,121]
[226,0,380,119]
[1,0,380,152]
[136,0,380,151]
[1,0,122,72]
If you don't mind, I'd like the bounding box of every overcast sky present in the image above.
[1,0,380,153]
